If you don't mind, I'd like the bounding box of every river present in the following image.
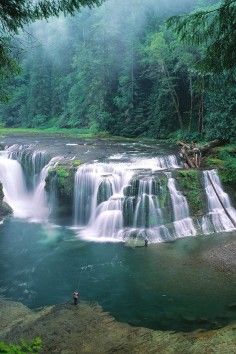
[0,135,235,332]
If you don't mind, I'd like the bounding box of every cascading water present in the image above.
[167,174,196,238]
[133,178,162,228]
[202,170,236,233]
[0,146,62,220]
[32,156,63,220]
[73,155,197,242]
[74,163,133,241]
[122,176,171,243]
[0,151,28,218]
[2,142,235,241]
[6,144,50,190]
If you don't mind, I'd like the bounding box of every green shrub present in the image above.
[176,170,204,216]
[206,144,236,186]
[168,130,204,143]
[0,337,42,353]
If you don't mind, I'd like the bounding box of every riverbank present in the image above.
[0,299,235,354]
[0,127,158,144]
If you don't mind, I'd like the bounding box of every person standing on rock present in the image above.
[73,290,79,305]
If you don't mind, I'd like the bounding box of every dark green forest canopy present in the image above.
[0,0,102,32]
[0,0,102,100]
[0,0,235,142]
[168,0,236,73]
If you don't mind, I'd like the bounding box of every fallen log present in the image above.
[178,139,222,168]
[180,149,197,168]
[201,139,222,155]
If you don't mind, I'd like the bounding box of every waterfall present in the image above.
[203,170,236,233]
[73,156,195,242]
[32,156,63,220]
[133,178,162,228]
[74,163,133,241]
[3,142,235,242]
[6,144,50,190]
[167,175,196,238]
[0,148,61,221]
[74,154,181,226]
[0,152,28,217]
[74,163,133,226]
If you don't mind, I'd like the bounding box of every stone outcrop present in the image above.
[0,299,235,354]
[45,160,82,218]
[0,183,12,220]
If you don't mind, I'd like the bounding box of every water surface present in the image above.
[0,218,235,332]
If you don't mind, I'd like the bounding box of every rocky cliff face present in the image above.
[0,299,235,354]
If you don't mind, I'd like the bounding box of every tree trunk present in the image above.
[198,77,205,135]
[188,74,193,132]
[162,63,183,129]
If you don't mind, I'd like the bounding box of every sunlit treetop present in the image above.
[167,0,236,73]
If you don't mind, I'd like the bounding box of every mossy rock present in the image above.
[72,160,82,168]
[45,163,79,217]
[175,169,204,217]
[46,166,74,200]
[157,175,169,209]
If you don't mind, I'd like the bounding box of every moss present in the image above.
[175,169,204,216]
[72,160,82,168]
[45,163,78,219]
[47,166,74,200]
[158,175,169,209]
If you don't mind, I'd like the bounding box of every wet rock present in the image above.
[0,183,13,220]
[123,185,132,197]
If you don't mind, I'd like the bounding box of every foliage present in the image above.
[72,160,83,167]
[167,0,236,73]
[176,169,204,216]
[205,145,236,187]
[168,130,204,143]
[0,0,102,100]
[0,337,42,354]
[47,165,75,200]
[0,0,235,142]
